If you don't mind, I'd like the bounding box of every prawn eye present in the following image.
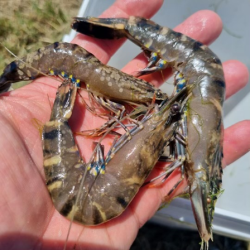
[171,103,181,115]
[156,90,164,99]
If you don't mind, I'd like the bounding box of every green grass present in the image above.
[0,0,82,72]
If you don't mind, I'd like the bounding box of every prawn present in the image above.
[0,42,166,104]
[42,76,188,226]
[0,42,168,136]
[72,16,225,249]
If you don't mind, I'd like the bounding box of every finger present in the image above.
[223,120,250,166]
[122,10,223,86]
[72,0,163,63]
[130,166,187,227]
[174,10,222,43]
[224,60,249,99]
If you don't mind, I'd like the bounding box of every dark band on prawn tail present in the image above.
[0,61,25,92]
[72,17,128,39]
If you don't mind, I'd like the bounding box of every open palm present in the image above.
[0,1,249,249]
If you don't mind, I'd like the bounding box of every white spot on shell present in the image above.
[160,48,166,55]
[160,27,169,35]
[119,88,123,93]
[211,63,222,69]
[200,45,207,50]
[115,73,120,80]
[108,82,112,86]
[75,164,82,169]
[95,68,101,73]
[26,70,31,77]
[17,70,24,76]
[19,63,25,69]
[129,16,137,24]
[181,35,187,42]
[100,76,105,81]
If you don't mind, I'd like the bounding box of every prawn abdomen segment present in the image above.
[88,64,164,102]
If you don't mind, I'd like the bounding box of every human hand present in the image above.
[0,0,249,249]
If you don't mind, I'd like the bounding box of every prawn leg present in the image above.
[87,143,106,176]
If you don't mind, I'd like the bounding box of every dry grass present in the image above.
[0,0,82,72]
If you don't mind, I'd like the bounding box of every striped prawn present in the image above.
[72,16,225,249]
[0,42,166,103]
[0,42,167,136]
[43,78,188,249]
[0,42,166,104]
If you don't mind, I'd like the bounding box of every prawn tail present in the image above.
[0,48,46,94]
[0,42,90,94]
[189,146,223,249]
[190,182,211,249]
[71,17,129,39]
[0,61,29,93]
[0,76,11,93]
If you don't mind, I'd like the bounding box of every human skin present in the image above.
[0,0,249,249]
